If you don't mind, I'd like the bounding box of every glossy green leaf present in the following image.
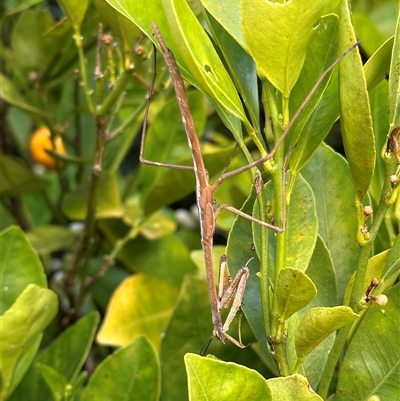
[254,174,318,272]
[364,36,394,91]
[103,0,248,141]
[305,237,337,312]
[82,336,160,401]
[0,225,47,314]
[160,276,211,401]
[62,171,124,220]
[200,0,245,49]
[339,0,376,206]
[335,284,400,401]
[0,154,49,196]
[205,12,260,133]
[0,284,58,400]
[276,268,317,321]
[97,274,179,352]
[57,0,89,28]
[289,70,339,175]
[9,312,99,401]
[267,374,323,401]
[242,0,326,96]
[288,14,339,150]
[38,364,68,401]
[185,353,272,401]
[0,74,49,117]
[295,306,358,362]
[284,176,318,271]
[388,11,400,127]
[164,0,250,136]
[302,143,358,302]
[26,225,75,255]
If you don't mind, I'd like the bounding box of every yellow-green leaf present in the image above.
[242,0,326,96]
[338,1,375,206]
[295,306,358,361]
[97,274,179,352]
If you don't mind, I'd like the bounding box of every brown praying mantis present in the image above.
[140,22,359,348]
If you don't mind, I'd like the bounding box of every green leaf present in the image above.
[302,143,358,302]
[81,336,160,401]
[254,174,318,273]
[103,0,248,142]
[242,0,327,96]
[339,1,376,206]
[62,171,124,220]
[388,11,400,127]
[0,74,49,117]
[0,284,58,400]
[276,268,317,321]
[200,0,245,49]
[289,70,340,175]
[284,176,318,271]
[353,12,385,57]
[9,312,99,401]
[57,0,89,29]
[3,0,45,15]
[160,276,211,401]
[295,306,358,362]
[0,155,49,196]
[305,237,337,312]
[26,225,76,255]
[0,225,47,314]
[364,36,393,91]
[97,274,179,352]
[266,374,323,401]
[205,12,260,133]
[139,210,177,240]
[162,0,251,140]
[11,9,70,76]
[335,284,400,401]
[37,364,68,401]
[185,353,272,401]
[288,14,339,161]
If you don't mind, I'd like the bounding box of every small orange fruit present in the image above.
[29,126,66,169]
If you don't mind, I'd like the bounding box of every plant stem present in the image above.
[256,176,271,338]
[97,69,133,116]
[73,30,94,113]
